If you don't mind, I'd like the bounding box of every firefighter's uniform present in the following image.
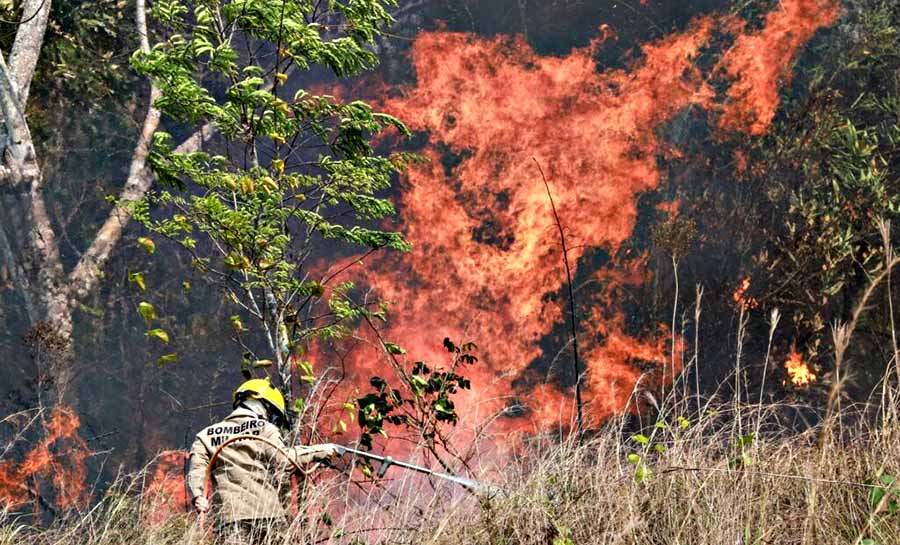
[187,379,335,544]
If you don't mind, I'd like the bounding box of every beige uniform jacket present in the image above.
[187,408,327,523]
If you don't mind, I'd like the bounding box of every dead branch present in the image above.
[533,157,584,438]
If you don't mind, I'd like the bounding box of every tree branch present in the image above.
[69,0,214,298]
[533,157,584,438]
[0,50,38,184]
[8,0,52,105]
[68,0,161,297]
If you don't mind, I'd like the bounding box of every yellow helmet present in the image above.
[233,378,288,426]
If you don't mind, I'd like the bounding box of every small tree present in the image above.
[754,0,900,363]
[130,0,411,409]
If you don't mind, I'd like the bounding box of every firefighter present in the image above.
[187,378,338,544]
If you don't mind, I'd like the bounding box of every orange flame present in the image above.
[717,0,841,135]
[143,450,189,525]
[733,277,758,310]
[358,19,720,431]
[785,350,816,386]
[0,406,90,511]
[316,0,840,436]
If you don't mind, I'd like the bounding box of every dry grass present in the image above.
[3,399,900,545]
[7,230,900,544]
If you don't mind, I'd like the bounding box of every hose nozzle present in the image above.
[377,456,393,478]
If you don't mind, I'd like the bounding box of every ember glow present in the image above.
[0,406,90,511]
[327,0,840,433]
[733,277,758,310]
[784,349,816,386]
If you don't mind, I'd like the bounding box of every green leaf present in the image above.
[230,315,247,332]
[630,434,650,445]
[129,272,147,292]
[137,236,156,254]
[383,342,406,355]
[155,353,178,368]
[728,452,753,469]
[634,463,652,483]
[145,328,170,344]
[871,486,887,508]
[138,301,156,324]
[627,453,641,464]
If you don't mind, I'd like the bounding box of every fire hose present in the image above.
[332,445,499,495]
[198,435,499,526]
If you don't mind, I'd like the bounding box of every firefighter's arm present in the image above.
[288,443,340,465]
[259,424,338,469]
[186,435,210,512]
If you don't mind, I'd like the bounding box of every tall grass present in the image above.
[3,396,900,545]
[6,227,900,545]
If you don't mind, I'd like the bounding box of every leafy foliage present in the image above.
[0,0,141,107]
[129,0,411,403]
[356,337,478,450]
[756,0,900,346]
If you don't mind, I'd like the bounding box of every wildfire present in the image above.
[0,406,90,512]
[359,18,718,430]
[717,0,841,135]
[0,0,844,524]
[785,350,816,386]
[330,0,840,434]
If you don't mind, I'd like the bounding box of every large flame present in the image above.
[323,0,840,435]
[717,0,841,135]
[0,406,89,512]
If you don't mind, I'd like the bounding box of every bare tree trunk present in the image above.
[0,46,71,401]
[9,0,53,105]
[69,0,161,299]
[0,0,208,402]
[0,51,38,184]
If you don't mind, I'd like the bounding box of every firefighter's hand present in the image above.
[311,443,340,460]
[193,496,210,513]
